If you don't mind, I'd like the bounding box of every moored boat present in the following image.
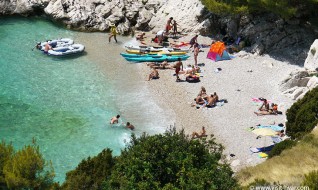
[47,44,85,56]
[125,45,189,53]
[124,54,190,62]
[36,38,74,51]
[126,49,187,55]
[120,52,187,58]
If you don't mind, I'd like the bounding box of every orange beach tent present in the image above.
[207,41,231,61]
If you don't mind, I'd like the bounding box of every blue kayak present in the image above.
[124,54,190,62]
[120,52,188,58]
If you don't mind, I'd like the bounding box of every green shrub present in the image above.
[61,148,114,190]
[286,87,318,139]
[302,170,318,189]
[102,128,238,190]
[268,140,297,158]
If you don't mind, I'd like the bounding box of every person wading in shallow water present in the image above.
[109,23,118,43]
[110,115,120,124]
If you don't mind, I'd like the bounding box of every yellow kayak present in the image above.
[126,49,187,55]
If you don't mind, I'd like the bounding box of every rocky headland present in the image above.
[1,0,317,65]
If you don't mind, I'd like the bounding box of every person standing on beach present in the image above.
[175,58,183,81]
[166,17,173,33]
[173,20,179,37]
[109,23,118,43]
[194,43,200,67]
[189,35,198,49]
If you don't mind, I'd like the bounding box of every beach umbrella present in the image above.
[252,128,276,136]
[252,128,277,153]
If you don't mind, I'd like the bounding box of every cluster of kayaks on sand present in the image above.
[121,45,190,62]
[36,38,85,56]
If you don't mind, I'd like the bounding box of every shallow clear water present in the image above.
[0,16,172,183]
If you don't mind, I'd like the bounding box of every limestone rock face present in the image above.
[147,0,207,33]
[280,70,318,100]
[0,0,209,34]
[0,0,316,64]
[304,39,318,71]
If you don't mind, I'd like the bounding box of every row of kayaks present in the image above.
[121,53,190,62]
[122,45,190,62]
[36,38,85,56]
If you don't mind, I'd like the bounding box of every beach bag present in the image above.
[186,76,200,83]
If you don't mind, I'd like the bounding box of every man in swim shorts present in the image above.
[175,58,183,81]
[166,17,173,33]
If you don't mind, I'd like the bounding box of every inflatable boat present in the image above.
[37,38,74,51]
[124,54,190,62]
[47,44,85,56]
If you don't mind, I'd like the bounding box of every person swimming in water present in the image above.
[110,115,120,124]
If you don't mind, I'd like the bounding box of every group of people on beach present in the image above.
[191,86,219,109]
[146,57,201,82]
[254,98,280,116]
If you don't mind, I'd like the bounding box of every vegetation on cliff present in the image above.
[201,0,318,20]
[0,140,55,189]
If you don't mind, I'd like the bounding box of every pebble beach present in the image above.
[135,33,301,170]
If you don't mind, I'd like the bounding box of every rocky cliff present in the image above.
[1,0,317,64]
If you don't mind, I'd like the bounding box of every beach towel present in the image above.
[173,42,190,48]
[251,98,272,106]
[258,152,268,158]
[256,125,284,132]
[249,145,274,153]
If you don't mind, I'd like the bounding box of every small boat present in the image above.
[36,38,74,51]
[126,49,187,55]
[120,52,187,58]
[124,54,190,62]
[47,44,85,56]
[125,45,189,53]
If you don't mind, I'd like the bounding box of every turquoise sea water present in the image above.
[0,16,171,183]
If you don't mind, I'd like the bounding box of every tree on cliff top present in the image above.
[201,0,318,20]
[0,140,55,190]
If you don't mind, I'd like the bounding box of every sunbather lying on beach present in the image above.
[178,65,200,75]
[192,126,207,139]
[254,110,277,116]
[147,60,173,69]
[202,94,218,108]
